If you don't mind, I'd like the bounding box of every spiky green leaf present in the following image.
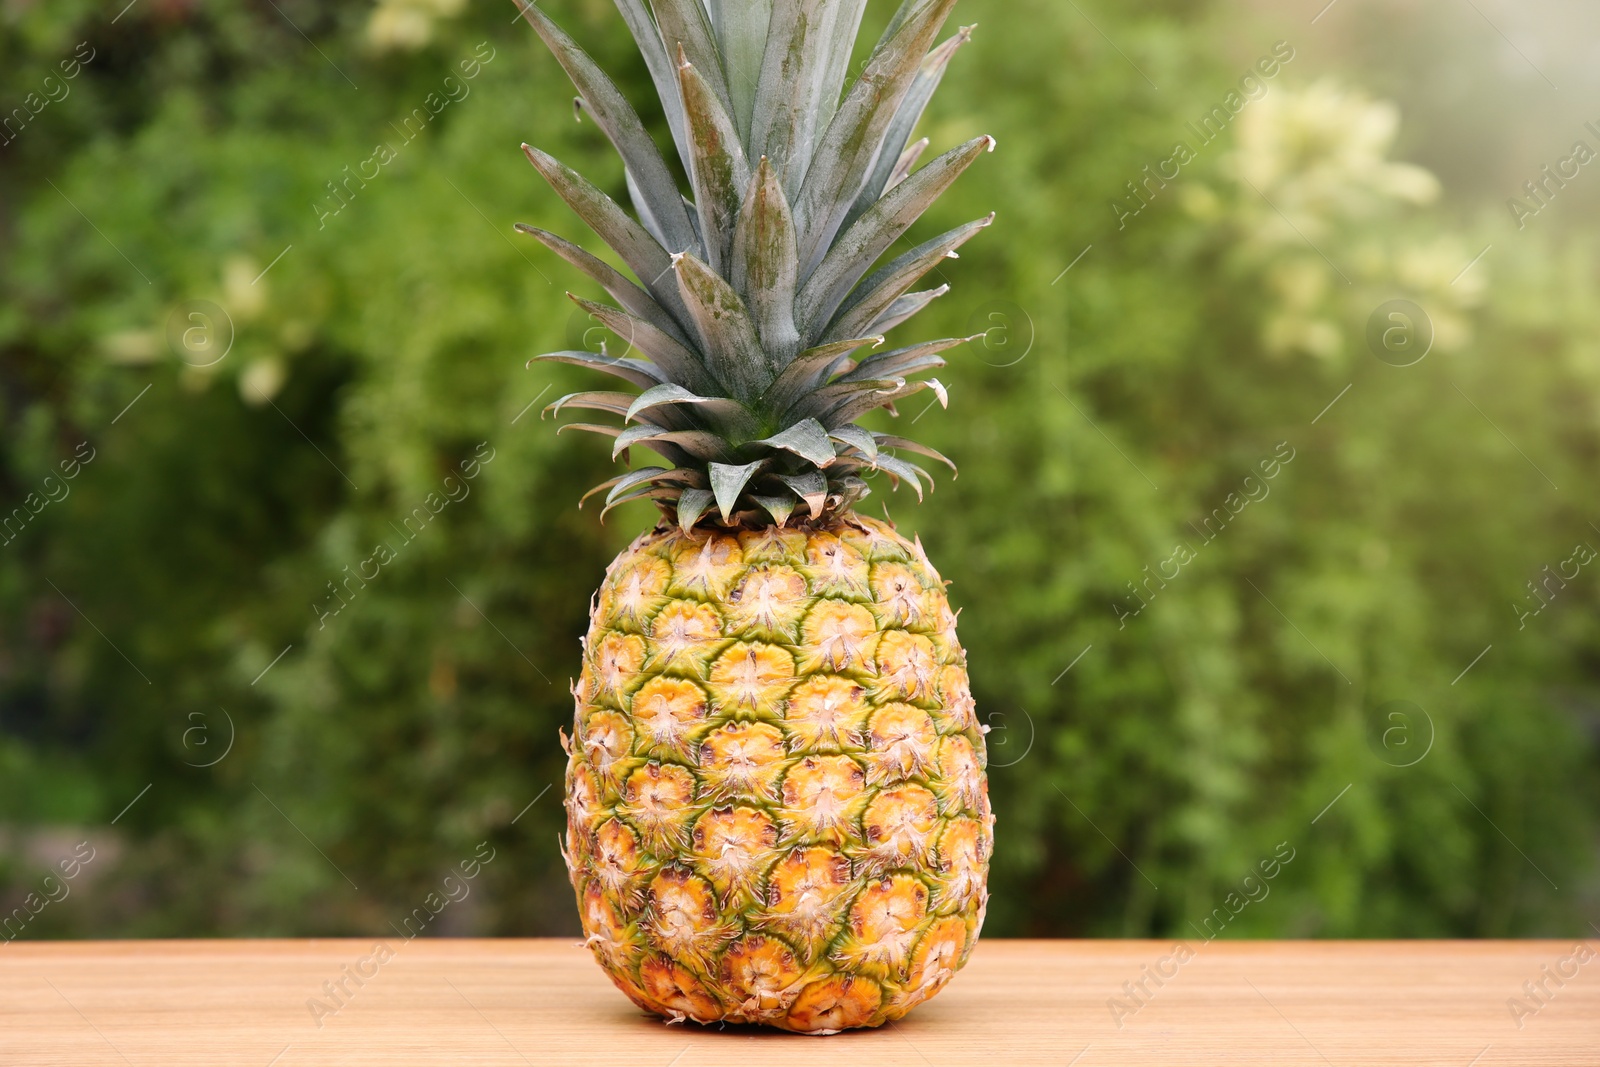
[533,349,665,390]
[678,54,751,274]
[793,0,959,272]
[709,459,767,521]
[671,251,773,398]
[731,157,802,362]
[844,25,974,230]
[755,418,836,466]
[802,136,994,331]
[517,2,698,253]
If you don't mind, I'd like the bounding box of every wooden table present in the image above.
[3,939,1596,1065]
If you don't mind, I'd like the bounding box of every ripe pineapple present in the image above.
[516,0,994,1033]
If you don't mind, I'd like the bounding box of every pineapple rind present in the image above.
[565,514,990,1032]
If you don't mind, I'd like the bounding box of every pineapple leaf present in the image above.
[515,225,690,346]
[873,433,958,473]
[599,483,679,521]
[705,0,771,138]
[627,383,760,435]
[613,424,739,461]
[579,470,636,508]
[731,157,801,362]
[844,26,975,230]
[868,284,949,335]
[829,214,994,342]
[625,167,671,248]
[827,424,879,460]
[869,452,928,499]
[836,335,974,383]
[677,487,715,530]
[755,418,836,467]
[604,466,676,505]
[888,137,930,189]
[649,0,733,135]
[532,349,665,390]
[609,0,692,166]
[547,390,638,418]
[750,491,798,526]
[521,145,685,318]
[671,252,773,398]
[677,52,751,274]
[763,334,882,414]
[517,1,698,253]
[709,459,768,521]
[753,0,869,197]
[777,470,829,517]
[793,0,959,272]
[802,136,994,333]
[567,295,722,395]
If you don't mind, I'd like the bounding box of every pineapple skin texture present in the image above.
[563,514,991,1034]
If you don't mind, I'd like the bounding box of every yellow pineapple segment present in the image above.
[643,867,732,968]
[666,531,745,600]
[759,845,853,958]
[860,784,940,872]
[936,734,986,814]
[638,955,722,1023]
[589,632,646,707]
[863,703,939,784]
[600,555,672,632]
[725,565,810,641]
[579,708,633,789]
[785,975,882,1034]
[590,818,644,905]
[935,816,989,912]
[873,630,938,703]
[645,599,724,674]
[777,754,868,845]
[804,532,871,598]
[783,675,870,751]
[629,676,708,762]
[721,935,806,1021]
[798,599,879,674]
[691,805,778,902]
[835,873,929,978]
[619,762,696,852]
[707,642,796,715]
[891,914,969,1017]
[698,721,786,802]
[870,562,930,630]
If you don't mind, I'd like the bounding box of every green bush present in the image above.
[0,0,1593,940]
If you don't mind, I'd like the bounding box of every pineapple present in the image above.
[516,0,994,1033]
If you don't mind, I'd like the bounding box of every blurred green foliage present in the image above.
[0,0,1595,941]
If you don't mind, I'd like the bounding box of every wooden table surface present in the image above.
[2,939,1596,1066]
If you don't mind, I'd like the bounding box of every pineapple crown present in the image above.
[516,0,993,529]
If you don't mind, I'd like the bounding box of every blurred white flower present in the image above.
[366,0,467,53]
[239,357,287,406]
[1231,80,1440,245]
